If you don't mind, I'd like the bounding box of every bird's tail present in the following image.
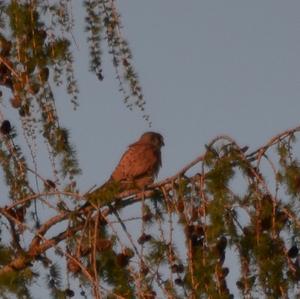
[79,178,120,211]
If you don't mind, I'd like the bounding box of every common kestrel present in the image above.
[109,131,164,190]
[84,132,164,206]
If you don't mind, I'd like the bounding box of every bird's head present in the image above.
[140,132,164,148]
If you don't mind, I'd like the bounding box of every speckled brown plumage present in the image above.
[84,132,164,207]
[109,132,164,190]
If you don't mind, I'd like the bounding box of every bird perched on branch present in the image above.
[84,132,164,207]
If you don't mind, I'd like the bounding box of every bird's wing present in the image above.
[111,143,161,182]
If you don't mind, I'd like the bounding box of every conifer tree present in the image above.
[0,1,299,298]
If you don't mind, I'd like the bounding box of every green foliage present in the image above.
[0,246,14,266]
[205,149,235,193]
[96,249,135,297]
[83,0,150,124]
[84,0,103,80]
[146,239,169,265]
[0,1,81,183]
[254,235,287,297]
[0,268,34,298]
[0,138,30,200]
[279,160,300,197]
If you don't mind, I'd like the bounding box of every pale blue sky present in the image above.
[62,1,300,192]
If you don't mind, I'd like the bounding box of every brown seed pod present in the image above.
[288,245,298,258]
[10,96,22,108]
[221,267,229,278]
[137,233,152,245]
[262,193,273,204]
[39,67,49,83]
[216,236,227,254]
[184,225,194,238]
[97,71,104,81]
[45,179,56,189]
[122,59,129,67]
[195,225,205,237]
[276,210,288,226]
[171,264,179,273]
[64,289,75,297]
[116,253,130,267]
[171,263,184,273]
[177,263,184,273]
[191,234,203,247]
[176,199,184,213]
[236,280,245,290]
[96,239,112,251]
[123,247,134,258]
[0,39,12,56]
[38,29,47,41]
[174,278,183,286]
[0,120,11,135]
[142,212,153,222]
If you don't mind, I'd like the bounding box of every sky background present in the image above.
[11,1,300,298]
[64,0,300,192]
